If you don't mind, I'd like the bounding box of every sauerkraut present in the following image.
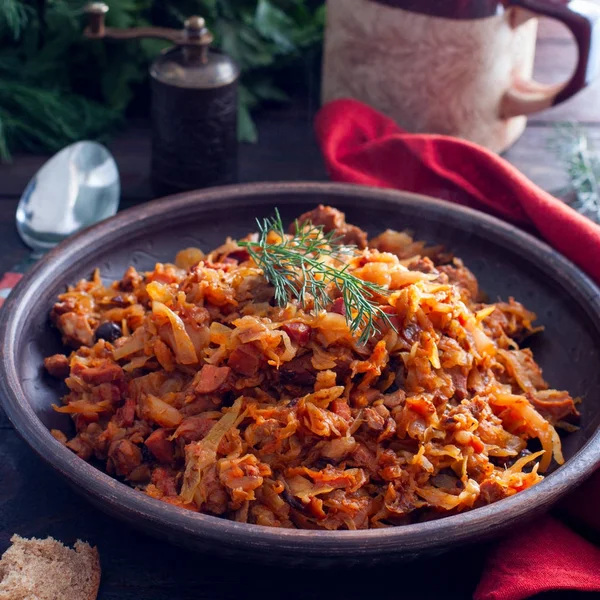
[45,205,578,529]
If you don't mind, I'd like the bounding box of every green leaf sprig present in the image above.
[551,122,600,224]
[0,0,324,159]
[239,209,397,345]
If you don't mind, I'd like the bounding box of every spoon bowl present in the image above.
[16,141,120,254]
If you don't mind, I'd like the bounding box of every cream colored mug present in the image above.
[322,0,600,153]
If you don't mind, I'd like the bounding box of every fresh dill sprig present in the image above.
[239,209,396,345]
[551,122,600,224]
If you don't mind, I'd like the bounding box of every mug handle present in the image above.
[500,0,600,119]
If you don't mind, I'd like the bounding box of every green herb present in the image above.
[239,209,397,345]
[0,0,324,160]
[551,122,600,224]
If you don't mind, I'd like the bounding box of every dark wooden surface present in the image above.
[0,14,598,600]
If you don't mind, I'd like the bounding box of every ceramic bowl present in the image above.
[1,182,599,566]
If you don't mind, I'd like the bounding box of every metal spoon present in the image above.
[13,141,120,272]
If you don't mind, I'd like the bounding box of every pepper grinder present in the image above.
[84,2,240,196]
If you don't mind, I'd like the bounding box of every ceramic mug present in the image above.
[321,0,600,153]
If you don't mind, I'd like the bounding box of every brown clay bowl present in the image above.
[1,182,599,567]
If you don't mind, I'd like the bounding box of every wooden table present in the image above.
[0,15,597,600]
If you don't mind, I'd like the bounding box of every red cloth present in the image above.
[475,516,600,600]
[0,272,22,308]
[315,98,600,599]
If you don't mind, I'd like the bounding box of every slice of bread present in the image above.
[0,534,100,600]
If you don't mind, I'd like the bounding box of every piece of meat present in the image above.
[44,354,70,379]
[438,261,479,300]
[90,383,122,405]
[50,429,68,445]
[233,275,274,304]
[449,367,468,401]
[383,389,406,408]
[348,443,379,474]
[225,249,250,263]
[320,437,358,462]
[72,360,125,387]
[199,464,229,515]
[330,399,352,422]
[377,417,397,442]
[107,439,142,477]
[363,407,385,433]
[119,266,142,291]
[128,463,151,483]
[292,205,368,249]
[73,413,99,432]
[144,429,175,464]
[127,421,152,447]
[379,305,401,332]
[330,297,346,316]
[528,390,579,424]
[179,305,210,327]
[282,322,311,346]
[430,470,464,494]
[350,388,382,408]
[294,205,344,233]
[51,296,77,317]
[151,466,178,496]
[482,300,537,342]
[341,225,369,248]
[66,436,93,460]
[407,257,437,273]
[244,418,281,450]
[114,398,136,428]
[478,479,510,505]
[180,396,222,416]
[329,348,354,380]
[227,343,262,376]
[279,354,316,386]
[174,416,215,443]
[56,313,95,348]
[194,364,231,394]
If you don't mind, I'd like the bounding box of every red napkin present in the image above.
[315,98,600,600]
[0,272,22,308]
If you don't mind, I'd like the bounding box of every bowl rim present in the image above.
[1,181,600,556]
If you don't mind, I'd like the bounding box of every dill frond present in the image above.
[551,122,600,224]
[239,209,396,345]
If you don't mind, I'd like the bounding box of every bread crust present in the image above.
[0,534,101,600]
